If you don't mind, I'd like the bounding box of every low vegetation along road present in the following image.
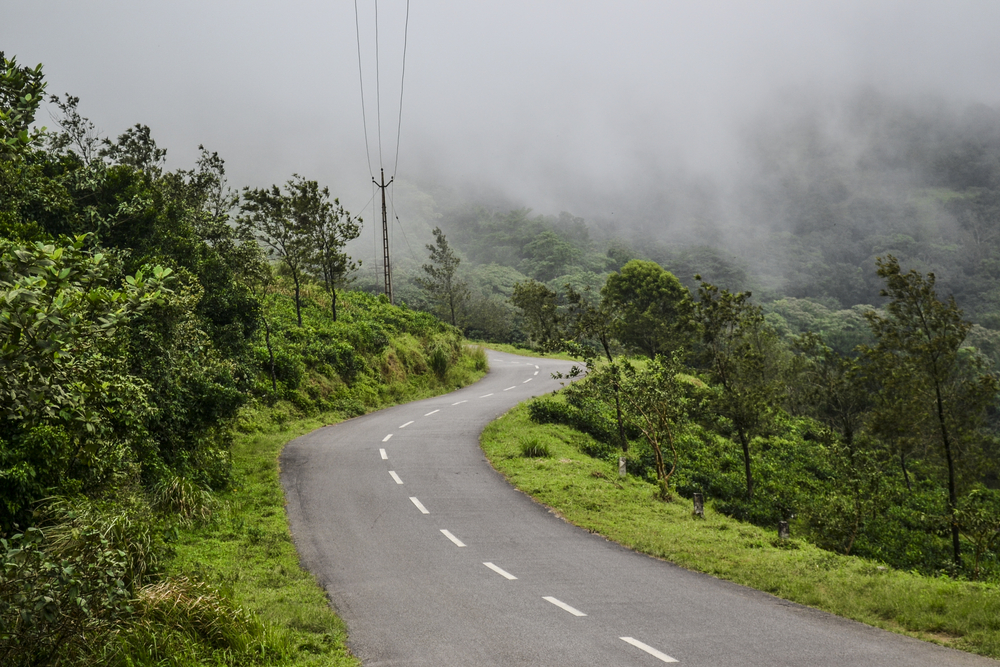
[281,351,996,666]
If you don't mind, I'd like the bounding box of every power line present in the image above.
[374,0,383,171]
[392,0,410,178]
[389,184,420,265]
[353,0,374,178]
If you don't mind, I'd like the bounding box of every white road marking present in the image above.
[534,364,539,369]
[409,497,429,514]
[543,596,587,617]
[523,378,532,383]
[382,434,393,442]
[424,409,439,416]
[503,386,516,391]
[620,637,678,663]
[534,370,539,375]
[379,448,388,460]
[483,562,517,580]
[440,529,466,547]
[389,471,403,484]
[399,420,414,428]
[479,393,493,398]
[452,400,468,405]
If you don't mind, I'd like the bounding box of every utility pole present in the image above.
[374,167,394,303]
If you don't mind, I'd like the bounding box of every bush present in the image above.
[0,525,131,666]
[470,345,489,372]
[429,346,449,379]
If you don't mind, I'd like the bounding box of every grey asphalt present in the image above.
[281,350,997,666]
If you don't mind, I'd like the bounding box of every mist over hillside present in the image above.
[375,86,1000,331]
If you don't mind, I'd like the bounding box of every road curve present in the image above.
[281,350,997,666]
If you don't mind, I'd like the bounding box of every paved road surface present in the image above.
[282,350,997,666]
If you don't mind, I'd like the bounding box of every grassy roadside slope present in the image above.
[481,401,1000,660]
[154,286,489,666]
[166,358,487,666]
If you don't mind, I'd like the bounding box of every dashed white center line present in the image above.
[409,497,429,514]
[620,637,678,663]
[503,386,516,391]
[379,448,388,460]
[479,393,493,398]
[382,434,393,442]
[534,364,539,369]
[523,378,532,383]
[440,529,466,547]
[452,400,467,405]
[399,420,414,428]
[424,409,439,416]
[483,562,517,580]
[543,596,587,617]
[534,370,539,375]
[389,471,403,484]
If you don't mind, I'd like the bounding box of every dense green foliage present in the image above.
[0,56,484,665]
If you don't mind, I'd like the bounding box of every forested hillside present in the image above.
[0,53,484,666]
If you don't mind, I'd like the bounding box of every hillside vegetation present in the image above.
[0,53,486,666]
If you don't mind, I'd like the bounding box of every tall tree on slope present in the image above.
[416,227,468,327]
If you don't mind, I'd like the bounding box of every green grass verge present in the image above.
[165,353,488,666]
[479,342,578,361]
[481,402,1000,660]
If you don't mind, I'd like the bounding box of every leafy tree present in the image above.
[45,93,101,163]
[511,280,562,351]
[306,195,362,321]
[521,229,577,281]
[0,52,46,156]
[415,226,468,327]
[863,254,1000,565]
[601,259,694,359]
[99,123,166,177]
[695,278,782,500]
[564,285,630,457]
[615,355,688,500]
[238,175,320,327]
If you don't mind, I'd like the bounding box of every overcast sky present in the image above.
[6,1,1000,226]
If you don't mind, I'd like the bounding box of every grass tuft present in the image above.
[520,436,551,458]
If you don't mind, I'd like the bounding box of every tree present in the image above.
[238,175,322,327]
[695,278,782,501]
[792,332,891,554]
[511,280,562,351]
[0,52,46,156]
[562,285,632,461]
[306,196,361,321]
[601,259,694,359]
[615,355,688,500]
[863,255,1000,565]
[416,227,468,327]
[99,124,166,177]
[45,93,101,163]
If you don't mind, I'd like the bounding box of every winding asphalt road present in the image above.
[281,350,997,666]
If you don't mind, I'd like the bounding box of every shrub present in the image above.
[470,345,489,372]
[429,346,449,379]
[0,525,131,666]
